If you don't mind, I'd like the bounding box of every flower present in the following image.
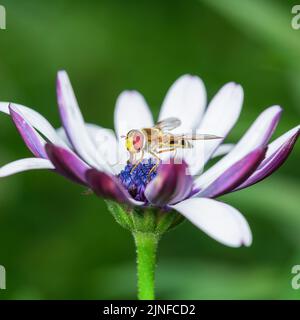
[0,71,299,248]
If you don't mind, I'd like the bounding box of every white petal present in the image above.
[57,123,125,174]
[85,123,123,173]
[211,143,235,158]
[197,83,243,164]
[114,90,154,139]
[171,198,252,247]
[184,83,243,175]
[0,102,67,147]
[0,158,54,177]
[182,143,235,177]
[114,90,154,166]
[57,71,112,172]
[194,105,282,189]
[56,127,72,148]
[158,75,206,133]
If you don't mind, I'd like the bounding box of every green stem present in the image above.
[133,231,159,300]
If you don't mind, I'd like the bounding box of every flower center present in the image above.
[118,159,158,201]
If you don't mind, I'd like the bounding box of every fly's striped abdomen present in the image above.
[160,135,193,149]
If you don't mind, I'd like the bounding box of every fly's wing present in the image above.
[178,133,223,140]
[154,117,181,132]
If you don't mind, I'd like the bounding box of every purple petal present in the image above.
[198,147,267,198]
[9,104,47,158]
[235,127,299,191]
[45,143,90,185]
[194,105,282,190]
[144,159,193,206]
[85,169,133,204]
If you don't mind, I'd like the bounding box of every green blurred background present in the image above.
[0,0,299,299]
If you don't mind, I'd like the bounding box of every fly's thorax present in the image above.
[142,128,160,148]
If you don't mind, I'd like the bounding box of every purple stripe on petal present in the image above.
[144,159,193,206]
[194,106,282,190]
[9,104,47,158]
[261,109,282,145]
[199,147,267,198]
[45,143,90,185]
[235,128,299,191]
[85,169,131,204]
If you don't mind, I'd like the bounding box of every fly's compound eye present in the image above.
[133,134,143,151]
[134,135,140,144]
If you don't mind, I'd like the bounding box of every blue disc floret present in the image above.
[118,158,158,202]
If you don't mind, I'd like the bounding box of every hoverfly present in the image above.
[125,117,222,175]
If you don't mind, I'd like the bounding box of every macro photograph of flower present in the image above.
[0,0,299,306]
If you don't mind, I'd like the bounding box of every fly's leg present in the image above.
[130,150,144,174]
[148,150,162,177]
[157,147,177,154]
[148,147,179,177]
[157,147,178,162]
[160,141,193,160]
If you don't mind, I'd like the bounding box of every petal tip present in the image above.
[57,70,68,79]
[117,90,142,101]
[271,105,283,115]
[56,70,71,91]
[8,103,19,114]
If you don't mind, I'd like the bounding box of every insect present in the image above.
[125,117,222,175]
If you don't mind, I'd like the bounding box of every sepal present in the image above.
[105,200,184,235]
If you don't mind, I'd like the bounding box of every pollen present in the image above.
[118,159,158,202]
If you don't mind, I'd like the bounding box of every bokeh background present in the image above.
[0,0,299,299]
